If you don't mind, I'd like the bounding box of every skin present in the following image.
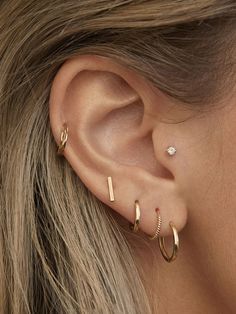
[49,54,236,314]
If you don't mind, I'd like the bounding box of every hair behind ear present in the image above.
[0,0,235,313]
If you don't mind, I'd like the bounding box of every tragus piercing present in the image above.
[166,146,177,156]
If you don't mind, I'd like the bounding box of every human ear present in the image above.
[49,54,187,238]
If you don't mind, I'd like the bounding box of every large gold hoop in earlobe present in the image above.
[158,221,179,262]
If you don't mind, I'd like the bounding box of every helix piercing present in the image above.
[158,221,179,262]
[148,208,162,240]
[107,176,115,202]
[129,200,141,232]
[166,146,177,156]
[57,123,69,155]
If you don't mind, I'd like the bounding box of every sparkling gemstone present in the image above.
[166,146,176,156]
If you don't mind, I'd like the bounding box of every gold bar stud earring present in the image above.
[107,176,115,202]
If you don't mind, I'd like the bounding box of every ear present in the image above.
[49,54,188,237]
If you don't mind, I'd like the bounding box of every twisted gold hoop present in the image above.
[148,208,162,240]
[129,200,141,232]
[158,221,179,262]
[57,123,68,155]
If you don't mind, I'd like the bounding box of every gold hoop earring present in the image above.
[158,221,179,262]
[57,123,68,155]
[129,200,141,232]
[148,208,162,240]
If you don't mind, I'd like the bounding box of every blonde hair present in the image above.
[0,1,235,313]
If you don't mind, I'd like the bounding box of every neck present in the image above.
[130,225,229,314]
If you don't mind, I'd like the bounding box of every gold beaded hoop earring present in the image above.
[148,208,162,240]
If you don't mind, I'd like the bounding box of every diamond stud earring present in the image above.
[166,146,177,156]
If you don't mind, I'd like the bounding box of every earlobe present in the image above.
[49,54,188,247]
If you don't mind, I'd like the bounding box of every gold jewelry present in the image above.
[129,200,141,232]
[158,221,179,262]
[107,176,115,202]
[57,123,68,155]
[148,208,162,240]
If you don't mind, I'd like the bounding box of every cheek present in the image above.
[182,108,236,235]
[178,108,236,304]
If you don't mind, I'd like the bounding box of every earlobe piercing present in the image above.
[166,146,177,156]
[56,124,179,261]
[158,221,179,262]
[129,204,179,262]
[129,200,141,232]
[148,208,162,240]
[57,123,69,155]
[107,176,115,202]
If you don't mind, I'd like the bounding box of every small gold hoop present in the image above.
[129,200,141,232]
[57,123,69,155]
[158,221,179,262]
[148,208,162,240]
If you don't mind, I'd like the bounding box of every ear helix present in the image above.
[56,123,179,263]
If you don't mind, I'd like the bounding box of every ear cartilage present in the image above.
[57,123,69,155]
[166,146,177,156]
[107,176,115,202]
